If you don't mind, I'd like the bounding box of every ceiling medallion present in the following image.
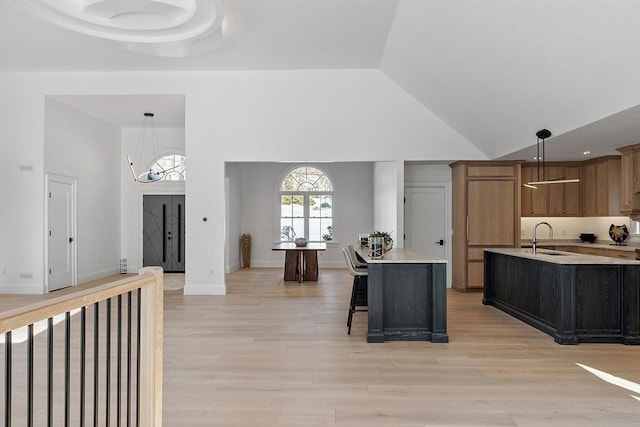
[9,0,225,57]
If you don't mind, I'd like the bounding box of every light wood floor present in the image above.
[162,268,640,426]
[3,268,640,426]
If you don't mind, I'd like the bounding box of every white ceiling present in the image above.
[2,0,639,160]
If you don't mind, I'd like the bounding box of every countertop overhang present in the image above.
[485,248,640,265]
[356,247,447,264]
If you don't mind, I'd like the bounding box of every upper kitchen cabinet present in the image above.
[451,161,522,292]
[521,163,581,217]
[616,143,640,218]
[521,164,548,216]
[581,156,621,216]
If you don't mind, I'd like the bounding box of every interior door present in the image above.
[143,195,185,272]
[405,187,446,259]
[47,177,76,292]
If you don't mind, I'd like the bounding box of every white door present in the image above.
[47,176,76,292]
[405,187,446,259]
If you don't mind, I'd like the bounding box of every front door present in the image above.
[47,175,77,292]
[143,195,185,272]
[405,187,446,259]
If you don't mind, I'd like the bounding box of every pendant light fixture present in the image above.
[126,113,179,183]
[525,129,580,189]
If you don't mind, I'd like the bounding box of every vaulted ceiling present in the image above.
[1,0,638,160]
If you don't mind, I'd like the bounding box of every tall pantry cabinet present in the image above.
[451,161,522,292]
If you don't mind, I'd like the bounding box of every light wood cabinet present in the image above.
[521,165,547,216]
[521,163,581,216]
[616,144,640,216]
[451,161,521,292]
[581,156,621,216]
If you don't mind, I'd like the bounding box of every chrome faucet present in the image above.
[532,221,553,254]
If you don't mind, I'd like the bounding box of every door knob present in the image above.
[435,239,444,245]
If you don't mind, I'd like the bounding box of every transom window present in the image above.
[150,154,185,181]
[279,166,333,242]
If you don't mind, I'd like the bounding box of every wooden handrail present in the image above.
[0,267,164,426]
[0,269,157,334]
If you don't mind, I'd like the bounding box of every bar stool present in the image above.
[342,248,368,335]
[347,243,368,269]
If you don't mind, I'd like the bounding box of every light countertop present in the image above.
[356,247,446,264]
[486,248,640,265]
[521,240,639,253]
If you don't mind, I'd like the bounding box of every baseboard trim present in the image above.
[78,267,121,285]
[250,261,346,268]
[184,283,226,295]
[0,283,45,294]
[225,262,241,274]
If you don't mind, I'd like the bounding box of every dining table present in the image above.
[272,242,327,283]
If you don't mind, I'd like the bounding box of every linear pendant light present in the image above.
[525,129,580,189]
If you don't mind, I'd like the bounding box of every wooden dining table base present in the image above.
[284,250,319,282]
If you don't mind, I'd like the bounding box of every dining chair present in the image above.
[342,247,368,335]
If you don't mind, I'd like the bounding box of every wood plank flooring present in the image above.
[3,267,640,426]
[162,268,640,426]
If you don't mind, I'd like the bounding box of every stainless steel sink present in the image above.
[538,251,569,256]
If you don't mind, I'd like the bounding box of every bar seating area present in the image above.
[341,247,368,335]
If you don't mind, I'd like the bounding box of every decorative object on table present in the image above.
[579,233,597,243]
[294,237,308,247]
[370,231,394,253]
[240,233,251,268]
[369,236,385,259]
[608,224,629,245]
[358,233,369,248]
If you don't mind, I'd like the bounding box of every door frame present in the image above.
[404,183,452,288]
[44,173,78,292]
[138,186,186,272]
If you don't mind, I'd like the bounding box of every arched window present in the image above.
[150,154,186,181]
[279,166,334,242]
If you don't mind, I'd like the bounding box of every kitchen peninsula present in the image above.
[357,248,448,343]
[483,248,640,344]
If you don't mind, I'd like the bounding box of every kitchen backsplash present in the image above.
[521,216,638,245]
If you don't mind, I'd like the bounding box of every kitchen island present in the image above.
[483,248,640,344]
[357,248,448,343]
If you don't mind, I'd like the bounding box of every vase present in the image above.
[609,224,629,245]
[369,236,384,259]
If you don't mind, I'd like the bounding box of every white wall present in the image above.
[225,163,241,272]
[234,162,374,268]
[521,216,634,244]
[0,69,486,294]
[44,98,122,288]
[373,161,402,245]
[120,127,185,273]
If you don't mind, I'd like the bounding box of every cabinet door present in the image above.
[467,180,515,246]
[563,166,582,215]
[595,161,609,215]
[633,149,640,193]
[620,151,633,213]
[521,166,547,216]
[547,166,566,216]
[582,163,598,216]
